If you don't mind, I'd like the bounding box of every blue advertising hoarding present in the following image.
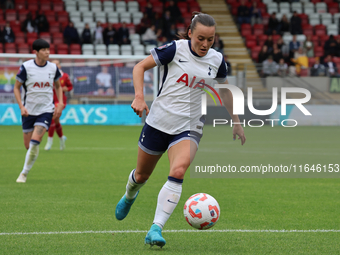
[0,104,141,125]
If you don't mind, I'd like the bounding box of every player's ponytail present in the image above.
[177,12,216,40]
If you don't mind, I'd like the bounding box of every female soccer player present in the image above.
[115,12,246,247]
[14,39,64,183]
[44,60,73,151]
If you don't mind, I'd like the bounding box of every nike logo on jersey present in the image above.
[141,132,145,142]
[179,59,188,62]
[167,199,177,204]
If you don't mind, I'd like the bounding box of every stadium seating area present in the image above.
[0,0,200,55]
[229,0,340,75]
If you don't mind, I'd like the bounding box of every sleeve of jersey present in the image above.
[150,41,176,66]
[16,65,27,83]
[64,73,73,91]
[214,57,228,83]
[54,67,62,81]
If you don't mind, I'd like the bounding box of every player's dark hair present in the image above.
[178,12,216,40]
[32,39,50,52]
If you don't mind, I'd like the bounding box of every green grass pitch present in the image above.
[0,125,339,254]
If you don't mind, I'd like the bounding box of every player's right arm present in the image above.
[131,55,157,117]
[13,80,28,117]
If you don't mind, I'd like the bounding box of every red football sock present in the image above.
[55,123,63,138]
[48,119,55,137]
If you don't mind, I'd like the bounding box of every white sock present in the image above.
[47,137,53,143]
[125,169,147,200]
[21,140,40,175]
[153,177,183,229]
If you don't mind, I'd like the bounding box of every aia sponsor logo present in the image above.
[33,82,51,88]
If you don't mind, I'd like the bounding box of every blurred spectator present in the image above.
[279,15,290,35]
[162,10,175,38]
[276,37,284,50]
[165,24,178,42]
[64,22,80,45]
[93,21,104,45]
[290,11,302,35]
[277,58,288,77]
[237,0,250,25]
[145,2,155,20]
[258,45,270,63]
[96,66,115,96]
[0,25,4,43]
[212,33,224,54]
[249,2,262,26]
[81,23,92,44]
[2,22,15,43]
[142,25,158,45]
[264,35,274,53]
[136,16,149,35]
[267,12,279,35]
[1,0,14,9]
[273,44,283,63]
[153,13,164,31]
[166,0,182,23]
[103,23,118,45]
[311,57,326,76]
[118,22,130,45]
[21,13,37,33]
[141,13,152,29]
[289,35,300,53]
[224,55,232,76]
[290,48,308,75]
[323,55,338,76]
[35,11,49,33]
[303,35,314,57]
[262,56,278,77]
[324,35,339,57]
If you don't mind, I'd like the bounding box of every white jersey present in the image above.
[16,59,61,116]
[147,39,227,135]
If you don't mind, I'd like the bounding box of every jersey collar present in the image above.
[34,59,48,67]
[188,41,202,58]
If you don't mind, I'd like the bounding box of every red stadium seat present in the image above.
[310,0,321,3]
[70,49,82,54]
[53,33,64,44]
[57,44,69,54]
[319,35,329,45]
[246,40,257,48]
[17,43,30,53]
[328,3,339,15]
[300,68,309,77]
[299,14,309,26]
[18,10,30,22]
[5,10,17,22]
[57,11,69,22]
[5,43,17,53]
[241,24,252,37]
[27,37,37,45]
[253,24,264,36]
[27,4,39,12]
[45,11,56,23]
[70,44,81,51]
[246,35,257,41]
[251,46,261,61]
[40,2,52,11]
[333,57,340,64]
[311,35,319,46]
[314,46,324,57]
[262,13,270,26]
[272,34,281,43]
[0,44,3,53]
[53,2,64,12]
[257,34,268,46]
[40,32,51,43]
[303,24,313,36]
[27,32,38,39]
[15,0,26,10]
[308,57,316,67]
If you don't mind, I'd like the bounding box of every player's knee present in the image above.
[170,165,187,179]
[134,172,150,183]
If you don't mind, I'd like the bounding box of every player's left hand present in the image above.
[233,124,246,145]
[53,102,64,119]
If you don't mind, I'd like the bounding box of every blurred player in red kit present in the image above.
[44,60,73,150]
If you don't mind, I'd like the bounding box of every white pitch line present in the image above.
[1,229,340,236]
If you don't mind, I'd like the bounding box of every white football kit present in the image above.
[147,39,227,135]
[16,59,61,116]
